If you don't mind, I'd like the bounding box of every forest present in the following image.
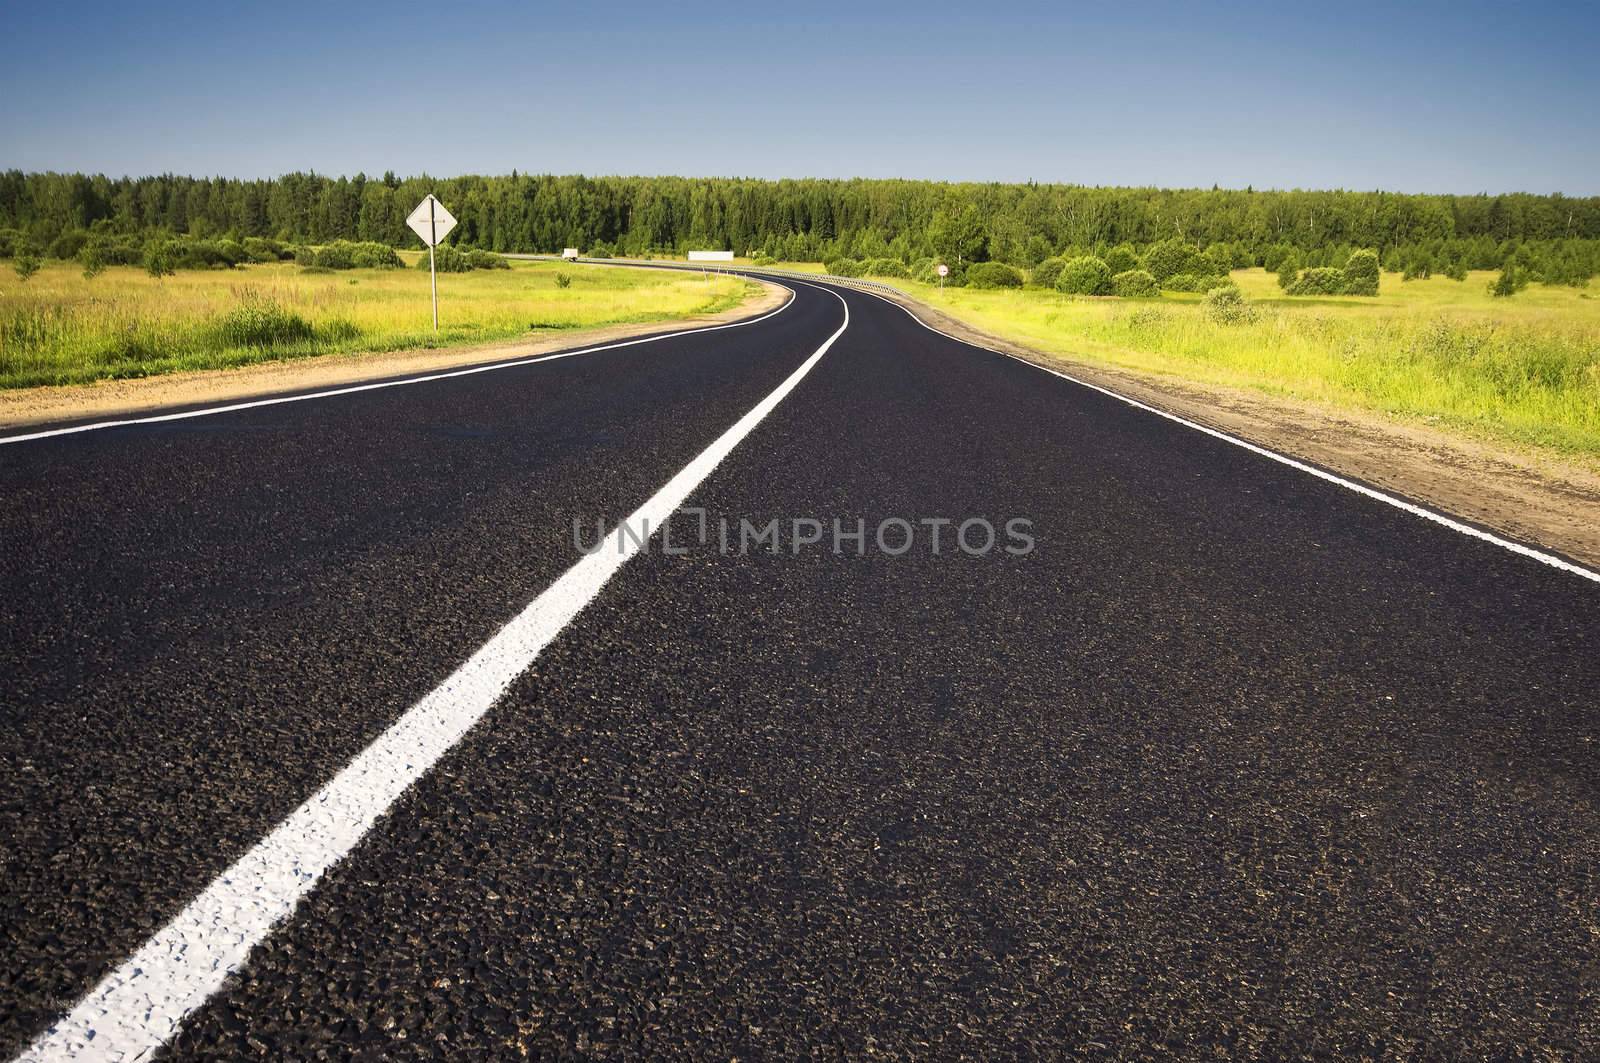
[3,170,1599,283]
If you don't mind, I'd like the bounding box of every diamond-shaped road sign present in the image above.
[406,195,457,247]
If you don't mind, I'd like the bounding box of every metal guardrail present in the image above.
[694,265,911,299]
[502,254,913,300]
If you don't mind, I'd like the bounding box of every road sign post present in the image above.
[936,263,949,289]
[428,199,438,330]
[406,195,458,332]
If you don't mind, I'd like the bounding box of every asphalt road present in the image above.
[2,274,1597,1059]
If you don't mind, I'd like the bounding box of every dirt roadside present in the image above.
[867,287,1600,571]
[0,279,789,431]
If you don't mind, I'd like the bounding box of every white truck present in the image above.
[561,248,580,261]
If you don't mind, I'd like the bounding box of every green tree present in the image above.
[1490,264,1522,297]
[1201,244,1234,276]
[927,205,987,266]
[13,251,41,281]
[143,241,176,278]
[1143,239,1200,282]
[79,243,107,279]
[1276,252,1300,290]
[0,170,1596,288]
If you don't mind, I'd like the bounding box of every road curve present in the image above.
[2,272,1596,1059]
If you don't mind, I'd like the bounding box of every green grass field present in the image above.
[784,263,1600,458]
[0,258,755,389]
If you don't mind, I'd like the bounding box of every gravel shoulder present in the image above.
[870,287,1600,571]
[0,279,789,432]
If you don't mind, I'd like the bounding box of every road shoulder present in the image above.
[0,279,789,433]
[868,286,1600,571]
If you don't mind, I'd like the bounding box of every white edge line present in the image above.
[16,282,848,1062]
[0,282,795,447]
[848,285,1600,586]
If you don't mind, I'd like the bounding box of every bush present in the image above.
[13,252,41,282]
[212,295,316,348]
[1286,267,1346,295]
[314,240,401,270]
[215,239,247,267]
[163,240,237,269]
[554,272,572,289]
[419,245,473,273]
[1143,239,1200,282]
[49,230,89,260]
[242,237,288,263]
[864,257,908,278]
[0,228,23,258]
[78,234,140,269]
[293,246,316,266]
[1103,244,1140,275]
[942,267,968,288]
[1442,260,1469,282]
[1202,285,1255,324]
[1054,255,1112,295]
[1111,269,1160,297]
[410,245,503,272]
[966,262,1023,289]
[824,258,864,277]
[910,258,939,283]
[313,243,352,269]
[357,242,403,269]
[1343,249,1381,295]
[1030,256,1066,289]
[416,245,500,273]
[464,248,509,270]
[750,253,774,266]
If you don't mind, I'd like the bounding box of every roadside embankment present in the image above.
[859,282,1600,571]
[0,276,786,431]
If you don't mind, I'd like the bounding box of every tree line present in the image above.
[3,170,1598,281]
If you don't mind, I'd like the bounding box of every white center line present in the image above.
[16,284,848,1062]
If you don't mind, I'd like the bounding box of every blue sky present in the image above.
[4,0,1596,194]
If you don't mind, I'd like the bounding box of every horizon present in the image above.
[11,168,1599,202]
[4,0,1597,197]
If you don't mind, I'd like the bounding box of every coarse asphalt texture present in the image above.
[1,274,1597,1059]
